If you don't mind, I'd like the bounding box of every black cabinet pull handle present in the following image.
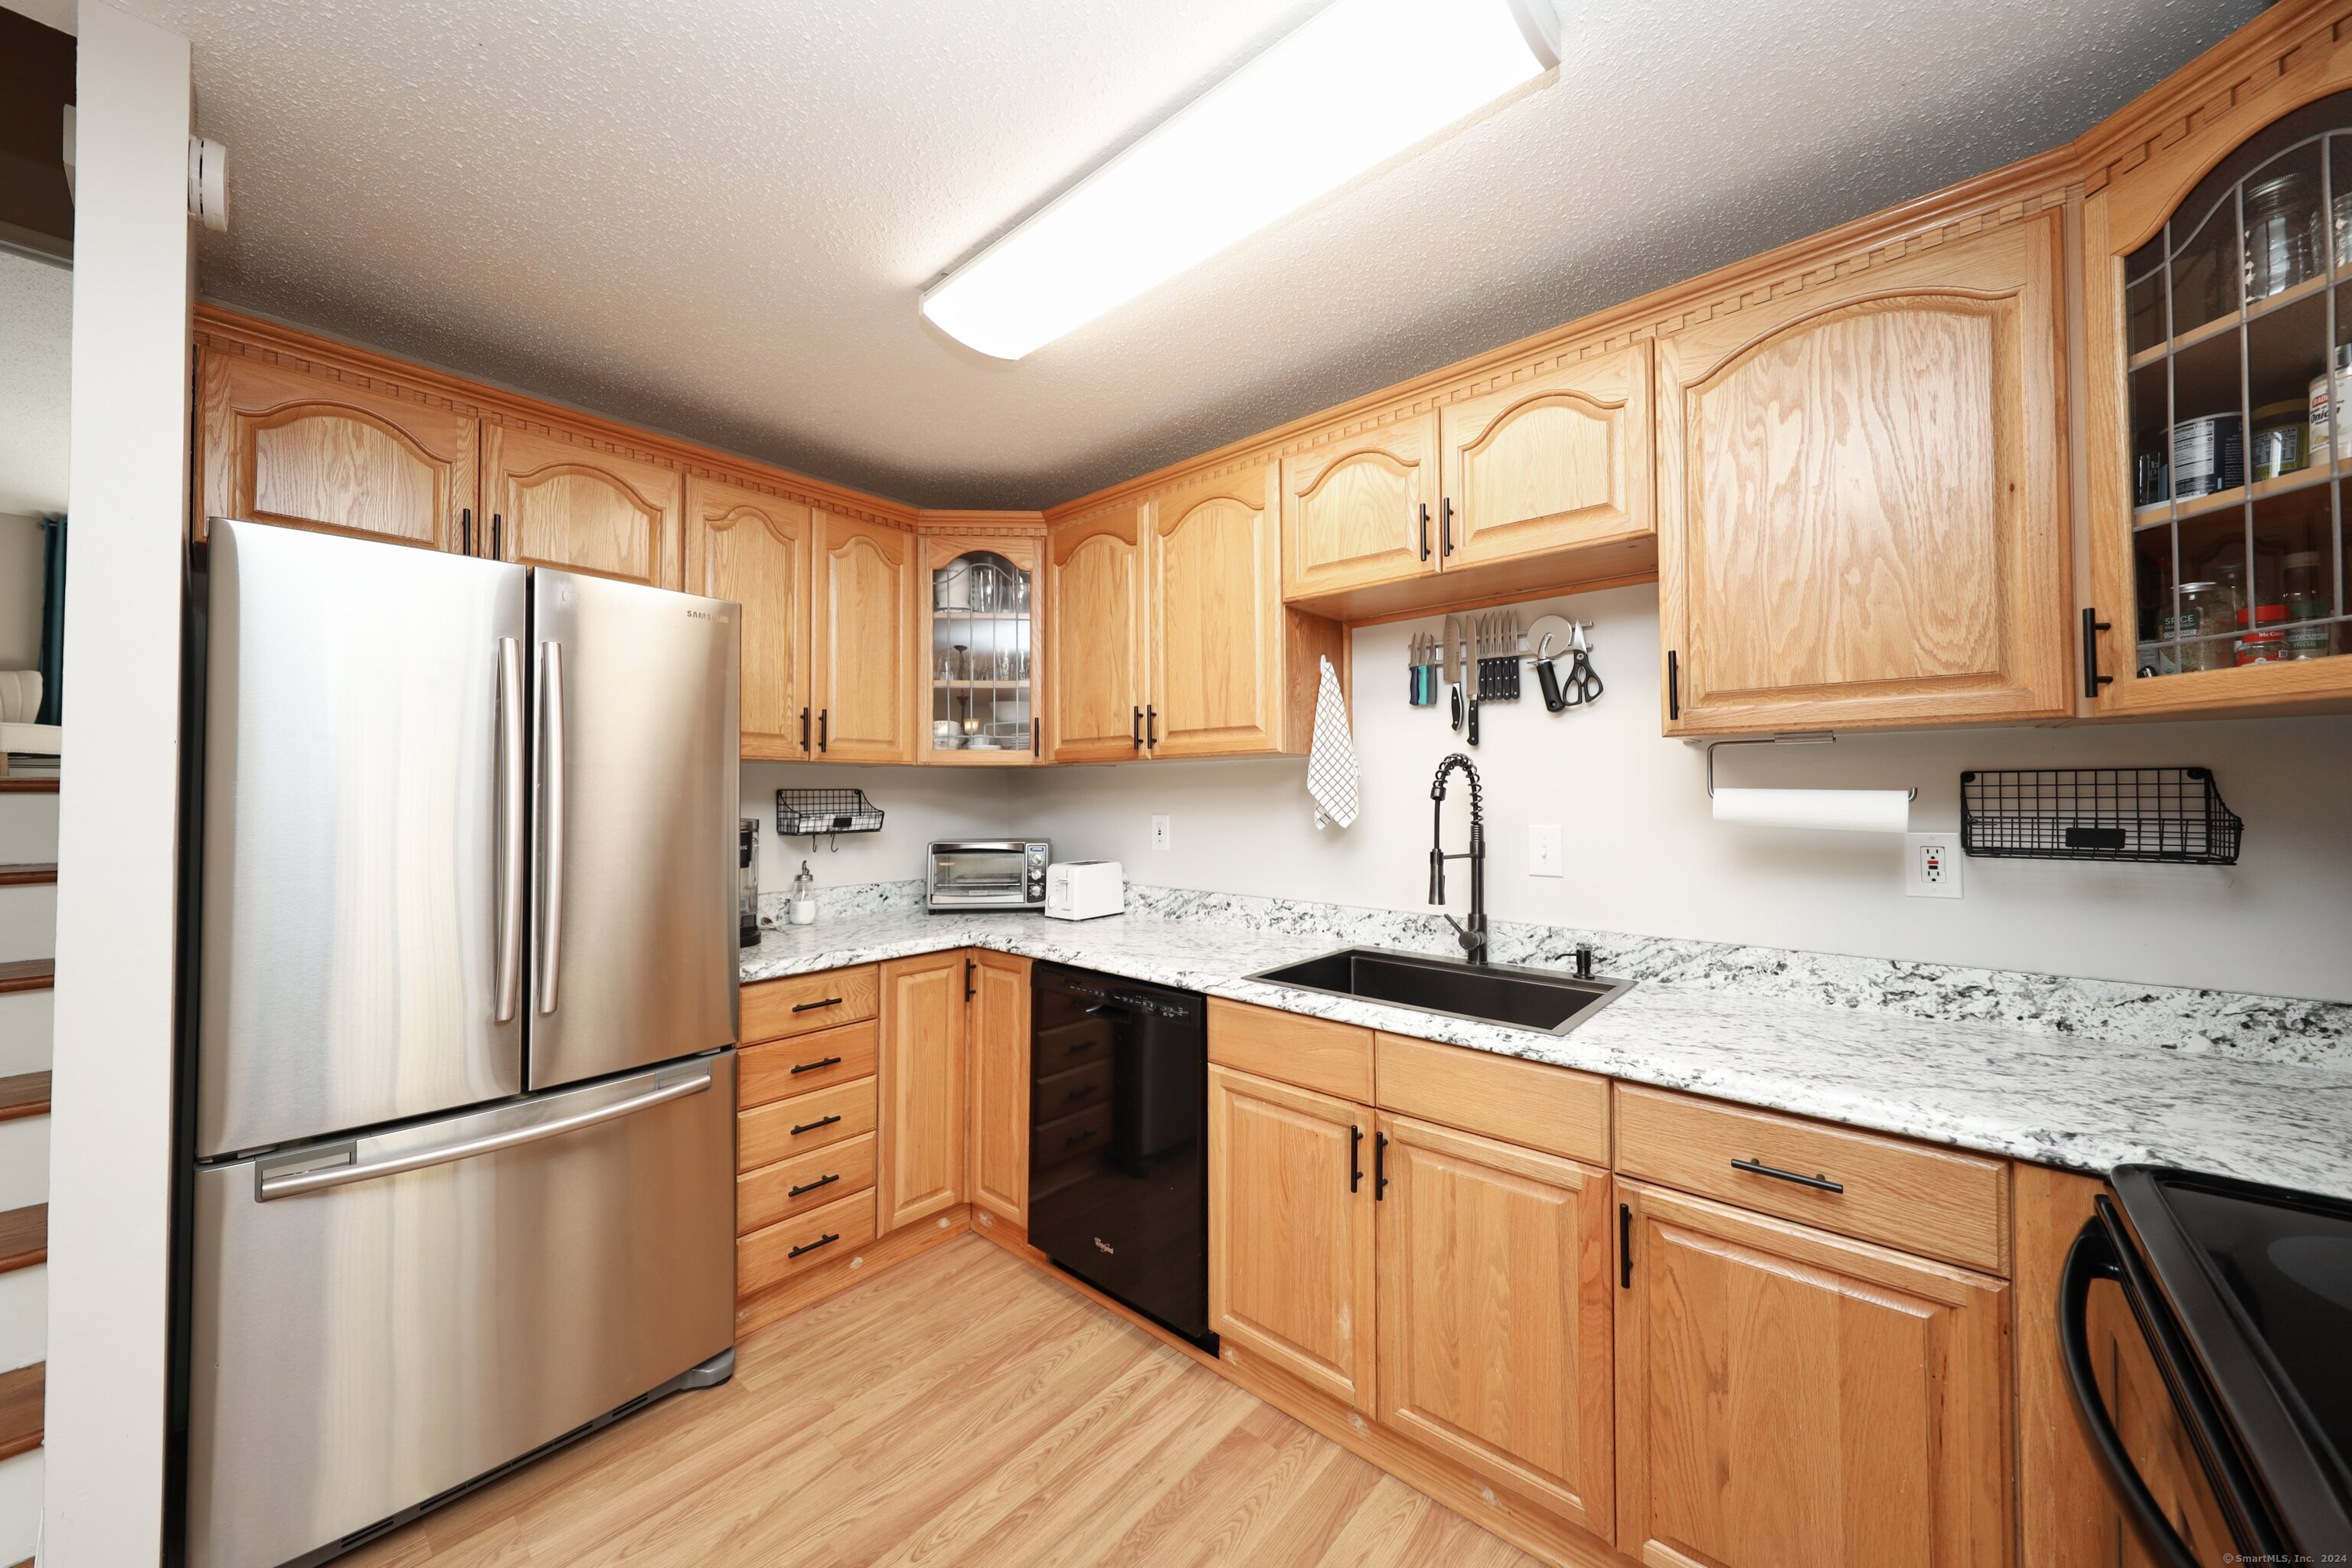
[1417,503,1430,562]
[790,1113,843,1136]
[1620,1202,1634,1289]
[491,512,503,560]
[788,1232,840,1259]
[800,706,811,753]
[817,708,828,753]
[1441,498,1456,555]
[1350,1125,1364,1193]
[1033,717,1040,757]
[965,956,975,1001]
[1132,706,1143,750]
[787,1172,841,1198]
[1374,1132,1390,1200]
[1145,706,1158,747]
[789,1054,842,1076]
[1067,1085,1095,1101]
[459,507,473,556]
[1731,1157,1844,1194]
[2082,606,2115,699]
[791,996,843,1014]
[1066,1129,1096,1146]
[1667,650,1681,721]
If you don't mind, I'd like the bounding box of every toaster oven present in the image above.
[926,840,1050,912]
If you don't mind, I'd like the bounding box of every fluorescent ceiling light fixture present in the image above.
[921,0,1562,360]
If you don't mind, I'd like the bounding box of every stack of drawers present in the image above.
[737,964,882,1305]
[1028,1002,1112,1204]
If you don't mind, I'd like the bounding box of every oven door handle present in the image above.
[2060,1214,2206,1568]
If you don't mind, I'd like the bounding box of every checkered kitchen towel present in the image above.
[1306,655,1358,830]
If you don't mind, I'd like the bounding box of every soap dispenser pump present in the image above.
[789,860,818,926]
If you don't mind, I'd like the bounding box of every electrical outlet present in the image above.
[1152,814,1171,851]
[1529,823,1563,877]
[1906,833,1964,899]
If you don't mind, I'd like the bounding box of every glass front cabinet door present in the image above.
[924,535,1041,763]
[2086,76,2352,715]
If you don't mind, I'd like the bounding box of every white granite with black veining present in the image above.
[742,883,2352,1202]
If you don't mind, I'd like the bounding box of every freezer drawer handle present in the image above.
[253,1069,713,1201]
[791,1113,843,1136]
[787,1172,841,1198]
[789,1233,840,1259]
[494,636,526,1024]
[1730,1157,1844,1194]
[789,1055,844,1076]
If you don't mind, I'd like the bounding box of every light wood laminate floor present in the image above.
[346,1233,1540,1567]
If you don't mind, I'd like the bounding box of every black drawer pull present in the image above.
[788,1232,840,1259]
[789,1055,844,1075]
[1066,1085,1096,1101]
[1732,1157,1844,1194]
[1066,1129,1096,1147]
[791,996,844,1014]
[791,1113,843,1136]
[787,1172,841,1198]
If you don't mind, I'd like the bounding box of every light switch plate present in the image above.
[1529,823,1563,877]
[1151,814,1171,851]
[1906,833,1963,898]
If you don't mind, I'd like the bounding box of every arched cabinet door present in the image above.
[1148,462,1281,758]
[684,476,810,760]
[1655,213,2072,735]
[198,353,477,552]
[1439,342,1652,569]
[810,511,915,764]
[481,425,684,589]
[1282,416,1439,599]
[1044,505,1148,763]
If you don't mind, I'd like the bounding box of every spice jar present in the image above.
[2174,580,2236,671]
[2284,550,2336,658]
[2245,168,2325,302]
[2236,604,2292,665]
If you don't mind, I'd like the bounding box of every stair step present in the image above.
[0,1079,44,1127]
[0,782,54,796]
[0,965,48,997]
[0,1210,41,1278]
[0,868,52,890]
[0,1364,40,1462]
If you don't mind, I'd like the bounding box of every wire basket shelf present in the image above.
[1959,768,2241,864]
[776,787,884,841]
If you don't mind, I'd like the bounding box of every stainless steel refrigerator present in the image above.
[182,519,742,1568]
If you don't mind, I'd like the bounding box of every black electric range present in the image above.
[2064,1164,2352,1564]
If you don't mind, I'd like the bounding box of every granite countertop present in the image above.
[741,896,2352,1204]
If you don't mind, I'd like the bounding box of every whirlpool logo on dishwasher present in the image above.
[1093,1237,1115,1255]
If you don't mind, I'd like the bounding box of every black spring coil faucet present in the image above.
[1429,753,1488,965]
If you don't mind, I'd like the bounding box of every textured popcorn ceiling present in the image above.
[145,0,2264,509]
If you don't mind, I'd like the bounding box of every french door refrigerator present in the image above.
[182,519,742,1568]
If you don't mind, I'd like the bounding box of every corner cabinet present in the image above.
[924,535,1040,763]
[481,423,684,589]
[1656,213,2073,734]
[684,476,811,760]
[2083,62,2352,716]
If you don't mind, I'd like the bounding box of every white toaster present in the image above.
[1043,860,1125,921]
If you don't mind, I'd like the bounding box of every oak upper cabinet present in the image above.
[196,351,479,551]
[1146,461,1284,758]
[1044,502,1149,763]
[1281,414,1440,599]
[1207,1064,1377,1414]
[2081,41,2352,717]
[1656,212,2072,734]
[966,949,1030,1227]
[1374,1112,1615,1540]
[1439,343,1652,570]
[684,476,811,760]
[877,952,967,1233]
[812,511,916,764]
[1615,1181,2011,1568]
[925,533,1041,764]
[481,423,684,589]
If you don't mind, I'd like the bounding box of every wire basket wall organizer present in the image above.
[776,787,884,849]
[1959,768,2242,864]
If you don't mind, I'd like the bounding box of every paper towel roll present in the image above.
[1710,788,1912,833]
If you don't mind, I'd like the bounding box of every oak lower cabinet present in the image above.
[481,423,684,588]
[1207,1064,1377,1413]
[877,952,967,1232]
[684,476,812,760]
[966,950,1030,1225]
[1374,1111,1616,1540]
[1655,211,2072,734]
[1615,1180,2012,1568]
[195,347,479,552]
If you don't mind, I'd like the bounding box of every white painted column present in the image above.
[44,4,193,1563]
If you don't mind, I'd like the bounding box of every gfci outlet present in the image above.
[1151,814,1171,851]
[1529,823,1563,877]
[1906,833,1964,899]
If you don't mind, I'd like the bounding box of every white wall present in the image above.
[740,762,1013,897]
[45,4,191,1563]
[1022,583,2352,1004]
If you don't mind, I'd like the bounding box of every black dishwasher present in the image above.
[1027,962,1214,1349]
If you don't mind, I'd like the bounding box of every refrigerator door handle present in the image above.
[537,639,567,1015]
[254,1067,713,1201]
[495,637,526,1024]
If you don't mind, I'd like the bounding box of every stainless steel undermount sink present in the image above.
[1246,947,1632,1036]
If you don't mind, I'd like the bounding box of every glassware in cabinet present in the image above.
[929,547,1035,758]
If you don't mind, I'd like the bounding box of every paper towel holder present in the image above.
[1704,733,1918,801]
